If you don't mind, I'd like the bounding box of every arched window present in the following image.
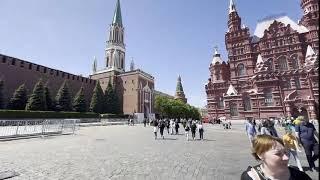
[291,55,299,69]
[106,56,109,67]
[217,97,224,109]
[278,56,288,71]
[294,77,301,89]
[230,103,238,116]
[243,96,251,111]
[237,63,245,76]
[266,58,274,71]
[264,88,273,106]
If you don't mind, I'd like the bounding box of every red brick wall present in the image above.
[0,54,96,109]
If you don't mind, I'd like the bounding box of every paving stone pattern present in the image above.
[0,124,318,180]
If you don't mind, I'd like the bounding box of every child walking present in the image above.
[283,127,304,171]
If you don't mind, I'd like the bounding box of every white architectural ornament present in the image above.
[256,54,264,65]
[226,84,238,96]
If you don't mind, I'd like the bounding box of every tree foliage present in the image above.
[89,81,104,113]
[155,95,200,120]
[26,79,46,111]
[44,86,55,111]
[73,86,87,112]
[55,80,72,111]
[7,84,28,110]
[104,80,121,114]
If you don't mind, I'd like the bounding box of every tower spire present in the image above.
[229,0,236,14]
[130,57,135,71]
[112,0,123,26]
[105,0,125,73]
[174,75,187,103]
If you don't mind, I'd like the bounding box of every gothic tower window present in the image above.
[217,97,224,109]
[264,88,273,106]
[266,58,274,71]
[237,63,245,76]
[278,56,288,71]
[230,103,238,116]
[291,55,299,69]
[106,56,109,67]
[243,96,251,111]
[283,78,291,89]
[294,77,301,89]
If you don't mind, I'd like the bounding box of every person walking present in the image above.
[295,117,319,171]
[175,120,180,135]
[191,122,197,140]
[153,120,159,140]
[240,135,312,180]
[159,119,165,139]
[267,119,278,137]
[260,120,271,135]
[185,124,190,141]
[198,122,204,140]
[170,119,175,135]
[245,120,257,147]
[283,127,303,172]
[165,119,170,134]
[143,118,147,127]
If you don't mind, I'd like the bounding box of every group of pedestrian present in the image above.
[244,117,318,173]
[151,119,205,141]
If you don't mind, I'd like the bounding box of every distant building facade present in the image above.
[205,0,319,120]
[90,0,155,120]
[154,90,174,99]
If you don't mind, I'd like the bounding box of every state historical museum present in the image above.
[205,0,319,121]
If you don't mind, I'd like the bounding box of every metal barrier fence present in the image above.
[0,119,79,139]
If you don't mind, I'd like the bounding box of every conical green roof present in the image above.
[176,76,184,93]
[112,0,123,26]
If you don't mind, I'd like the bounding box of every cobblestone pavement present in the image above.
[0,124,318,180]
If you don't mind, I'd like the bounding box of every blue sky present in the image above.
[0,0,303,107]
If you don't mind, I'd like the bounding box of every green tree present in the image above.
[90,81,104,113]
[44,86,55,111]
[26,79,46,111]
[0,79,4,109]
[104,80,121,114]
[7,84,28,110]
[55,80,72,111]
[73,86,87,112]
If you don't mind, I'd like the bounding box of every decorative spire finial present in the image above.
[112,0,123,26]
[130,57,135,71]
[229,0,236,14]
[93,56,97,73]
[214,46,219,55]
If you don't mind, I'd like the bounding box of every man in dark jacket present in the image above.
[296,118,319,171]
[191,122,197,140]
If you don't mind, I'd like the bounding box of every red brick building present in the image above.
[205,0,319,121]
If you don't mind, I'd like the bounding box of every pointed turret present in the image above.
[112,0,123,26]
[105,0,125,73]
[211,47,223,64]
[174,75,187,103]
[92,56,97,73]
[227,0,241,32]
[130,57,135,71]
[229,0,236,14]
